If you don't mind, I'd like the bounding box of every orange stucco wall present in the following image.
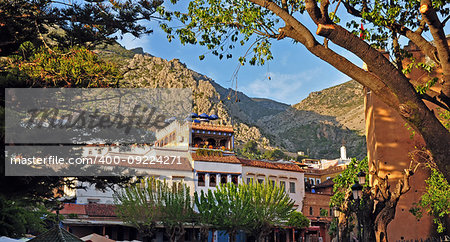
[364,41,442,241]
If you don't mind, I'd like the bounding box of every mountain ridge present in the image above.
[97,43,366,159]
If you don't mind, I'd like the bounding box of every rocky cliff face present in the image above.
[98,44,366,159]
[293,80,366,134]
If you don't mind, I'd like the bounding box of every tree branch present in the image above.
[342,0,439,64]
[249,0,450,181]
[304,0,323,24]
[420,93,450,111]
[248,0,400,108]
[420,0,450,98]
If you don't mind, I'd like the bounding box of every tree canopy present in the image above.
[1,1,164,237]
[286,211,310,230]
[0,0,163,56]
[195,179,295,242]
[159,0,450,181]
[114,177,194,242]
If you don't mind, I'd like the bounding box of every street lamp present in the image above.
[351,182,363,200]
[357,171,366,185]
[333,208,341,218]
[351,182,363,241]
[333,207,340,242]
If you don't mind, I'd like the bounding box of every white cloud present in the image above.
[240,69,320,104]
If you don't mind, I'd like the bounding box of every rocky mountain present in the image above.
[97,44,366,159]
[293,80,366,134]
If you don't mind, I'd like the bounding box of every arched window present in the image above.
[198,173,205,186]
[209,174,217,187]
[309,207,313,215]
[221,174,228,184]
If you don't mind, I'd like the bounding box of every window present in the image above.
[209,174,217,187]
[247,178,252,184]
[280,181,286,192]
[221,174,228,184]
[258,179,264,184]
[320,208,328,217]
[289,182,296,193]
[310,178,315,185]
[326,177,331,180]
[309,207,313,215]
[198,173,205,186]
[88,198,100,204]
[231,175,239,185]
[316,179,321,185]
[270,180,276,187]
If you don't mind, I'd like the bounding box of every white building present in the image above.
[240,158,305,211]
[75,119,305,211]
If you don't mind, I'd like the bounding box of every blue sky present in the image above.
[117,3,446,105]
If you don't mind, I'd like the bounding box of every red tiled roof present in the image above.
[81,233,115,242]
[85,204,117,217]
[305,165,347,175]
[191,154,241,164]
[59,204,86,215]
[59,203,117,217]
[239,158,304,172]
[314,178,334,188]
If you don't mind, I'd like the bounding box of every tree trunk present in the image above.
[168,225,185,242]
[200,227,209,242]
[361,197,376,241]
[229,230,237,242]
[362,216,376,242]
[374,201,397,242]
[257,232,266,242]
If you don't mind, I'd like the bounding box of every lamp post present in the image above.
[351,181,363,242]
[357,171,366,185]
[333,207,340,242]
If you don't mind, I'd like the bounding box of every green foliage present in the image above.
[246,178,295,239]
[436,108,450,131]
[2,42,122,87]
[115,177,194,240]
[0,196,60,238]
[238,140,262,159]
[156,180,194,241]
[415,77,438,95]
[158,0,283,65]
[330,158,369,209]
[410,168,450,234]
[320,208,328,217]
[195,178,294,241]
[195,148,224,157]
[243,140,259,155]
[263,149,286,160]
[286,211,310,229]
[114,177,161,237]
[0,0,163,56]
